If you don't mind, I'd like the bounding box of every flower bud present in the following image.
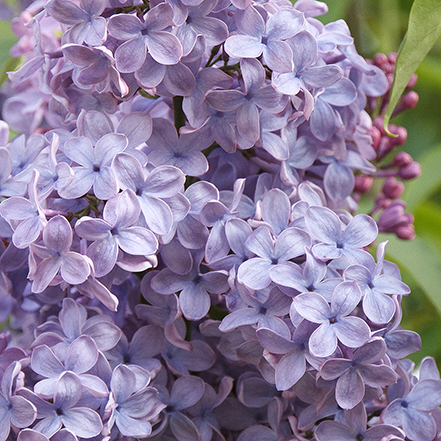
[393,151,413,168]
[369,126,382,149]
[406,73,418,89]
[390,126,407,146]
[402,91,419,109]
[373,53,388,67]
[354,175,374,194]
[378,200,415,238]
[398,161,421,180]
[382,177,405,199]
[396,224,416,240]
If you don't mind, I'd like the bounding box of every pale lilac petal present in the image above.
[65,336,98,374]
[363,289,395,324]
[87,237,118,277]
[62,407,103,438]
[115,412,152,438]
[139,196,173,235]
[219,308,259,331]
[235,5,265,37]
[60,252,90,285]
[336,369,364,409]
[263,40,293,73]
[117,227,158,255]
[293,292,330,323]
[179,284,211,320]
[144,166,185,197]
[205,90,245,112]
[147,31,183,65]
[238,258,273,290]
[43,215,72,253]
[309,322,336,357]
[164,63,196,97]
[305,206,341,243]
[275,227,310,261]
[334,316,370,348]
[276,350,306,390]
[343,214,378,247]
[32,257,61,293]
[31,345,64,378]
[115,37,147,73]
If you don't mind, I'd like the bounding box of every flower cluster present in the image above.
[0,0,435,440]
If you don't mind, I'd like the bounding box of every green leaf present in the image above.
[380,233,441,316]
[384,0,441,135]
[403,142,441,211]
[0,56,23,87]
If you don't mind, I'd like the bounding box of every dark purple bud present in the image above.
[369,126,382,149]
[378,200,415,238]
[402,90,419,108]
[393,152,413,168]
[382,177,405,199]
[406,73,418,89]
[373,52,388,67]
[396,224,416,240]
[354,175,373,194]
[389,126,407,146]
[388,52,398,63]
[398,161,421,180]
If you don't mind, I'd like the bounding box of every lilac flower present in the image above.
[319,337,397,409]
[75,189,158,277]
[237,225,310,290]
[45,0,107,46]
[344,241,410,324]
[32,298,122,356]
[256,320,319,390]
[17,428,78,441]
[112,152,187,235]
[31,336,108,398]
[58,133,127,200]
[0,362,36,441]
[315,403,405,441]
[158,376,205,441]
[62,44,129,97]
[0,170,47,249]
[29,215,91,293]
[293,281,371,357]
[382,378,441,441]
[205,58,286,146]
[103,364,164,438]
[108,3,183,72]
[272,30,343,95]
[0,147,27,198]
[270,249,342,301]
[224,6,305,72]
[174,0,229,55]
[151,251,229,320]
[219,286,291,336]
[104,325,164,375]
[305,206,378,264]
[19,371,103,439]
[147,118,211,176]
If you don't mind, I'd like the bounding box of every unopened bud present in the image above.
[389,126,407,146]
[406,73,418,89]
[402,91,419,109]
[382,177,405,199]
[373,116,386,136]
[354,175,374,194]
[393,151,412,168]
[398,161,421,180]
[388,52,398,64]
[373,53,388,67]
[396,224,416,240]
[378,200,414,237]
[369,126,382,149]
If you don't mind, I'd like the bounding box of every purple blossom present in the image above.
[108,4,183,72]
[45,0,107,46]
[293,281,371,357]
[58,133,127,200]
[224,6,305,72]
[29,215,91,293]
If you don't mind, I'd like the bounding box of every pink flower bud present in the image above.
[354,175,374,194]
[388,52,398,64]
[398,161,421,180]
[396,224,416,240]
[373,53,388,67]
[393,152,412,168]
[402,91,419,109]
[382,177,405,199]
[390,126,407,146]
[369,126,382,149]
[406,73,418,89]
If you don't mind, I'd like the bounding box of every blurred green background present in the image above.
[1,0,441,365]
